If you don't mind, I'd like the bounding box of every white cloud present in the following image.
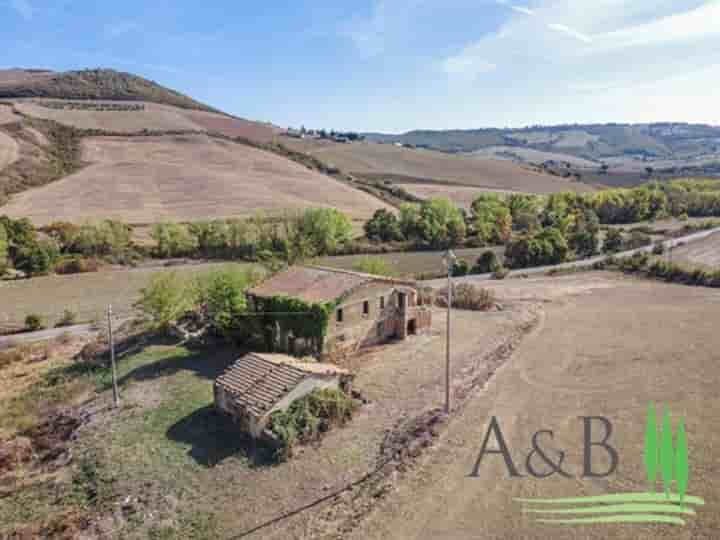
[8,0,33,20]
[510,6,535,16]
[547,23,592,43]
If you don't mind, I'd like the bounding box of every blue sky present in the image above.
[2,0,720,133]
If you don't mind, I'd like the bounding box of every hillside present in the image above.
[1,134,391,226]
[0,68,218,112]
[365,123,720,181]
[280,136,594,201]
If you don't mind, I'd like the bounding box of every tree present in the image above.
[471,194,512,244]
[473,250,502,274]
[299,208,352,255]
[410,198,466,248]
[151,223,196,258]
[364,209,403,242]
[399,203,422,240]
[15,240,59,276]
[507,194,543,232]
[603,228,624,254]
[0,223,8,273]
[194,267,258,341]
[505,227,569,269]
[136,272,193,329]
[569,208,600,258]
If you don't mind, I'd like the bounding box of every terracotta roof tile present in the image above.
[215,353,347,418]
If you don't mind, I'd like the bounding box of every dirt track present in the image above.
[350,274,720,540]
[1,134,391,225]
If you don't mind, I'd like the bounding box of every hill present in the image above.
[1,134,391,226]
[0,68,218,112]
[365,123,720,182]
[280,136,594,204]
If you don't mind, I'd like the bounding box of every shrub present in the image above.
[451,259,470,277]
[55,256,100,275]
[492,266,510,280]
[269,388,357,461]
[15,240,60,276]
[56,309,78,328]
[625,231,652,250]
[136,272,193,330]
[352,257,399,277]
[450,283,495,311]
[652,242,666,255]
[473,250,501,274]
[603,229,624,254]
[25,313,46,332]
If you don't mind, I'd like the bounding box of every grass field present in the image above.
[1,134,392,226]
[281,137,595,195]
[0,262,250,329]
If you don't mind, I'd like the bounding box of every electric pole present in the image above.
[443,250,456,414]
[108,305,120,409]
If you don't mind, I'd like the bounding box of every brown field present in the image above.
[281,137,595,195]
[671,230,720,269]
[0,262,249,329]
[352,273,720,540]
[0,104,20,124]
[0,131,19,172]
[10,99,278,143]
[1,134,392,226]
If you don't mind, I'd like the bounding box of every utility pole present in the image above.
[443,250,457,414]
[108,305,120,409]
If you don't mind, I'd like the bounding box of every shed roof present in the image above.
[215,353,349,419]
[246,265,416,303]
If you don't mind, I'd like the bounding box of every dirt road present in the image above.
[351,274,720,540]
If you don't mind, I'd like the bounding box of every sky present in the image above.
[2,0,720,133]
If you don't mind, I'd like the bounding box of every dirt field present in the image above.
[281,138,595,195]
[351,273,720,540]
[670,230,720,269]
[0,262,247,329]
[0,104,20,125]
[10,99,278,143]
[469,146,599,168]
[1,134,391,226]
[317,247,504,277]
[0,131,19,172]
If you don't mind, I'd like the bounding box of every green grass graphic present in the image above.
[536,515,687,526]
[518,403,701,527]
[644,402,658,490]
[524,503,695,515]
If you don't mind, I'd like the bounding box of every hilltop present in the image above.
[0,68,220,113]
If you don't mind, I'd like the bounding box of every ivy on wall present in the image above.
[254,295,338,354]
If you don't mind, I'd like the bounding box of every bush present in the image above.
[25,314,46,332]
[136,272,193,330]
[450,283,495,310]
[269,388,357,461]
[473,250,501,274]
[624,231,652,250]
[56,309,78,328]
[652,242,665,255]
[55,256,100,275]
[602,229,624,254]
[15,240,60,276]
[505,227,568,269]
[451,259,470,277]
[492,266,510,280]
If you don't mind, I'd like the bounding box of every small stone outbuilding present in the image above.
[214,352,352,438]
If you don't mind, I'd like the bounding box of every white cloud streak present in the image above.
[547,23,592,43]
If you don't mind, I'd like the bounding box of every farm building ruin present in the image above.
[246,265,432,361]
[214,352,352,438]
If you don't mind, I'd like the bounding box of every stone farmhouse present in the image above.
[214,352,352,438]
[245,266,432,361]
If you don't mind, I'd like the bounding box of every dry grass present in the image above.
[397,183,518,210]
[670,231,720,269]
[1,134,392,226]
[0,262,247,328]
[282,137,595,195]
[0,104,20,125]
[0,130,19,171]
[352,274,720,540]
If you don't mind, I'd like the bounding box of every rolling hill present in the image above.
[365,123,720,179]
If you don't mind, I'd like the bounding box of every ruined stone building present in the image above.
[214,352,351,438]
[245,266,432,361]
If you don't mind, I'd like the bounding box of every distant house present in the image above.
[214,353,352,438]
[246,266,432,361]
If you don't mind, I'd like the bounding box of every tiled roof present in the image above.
[215,353,347,419]
[247,265,416,303]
